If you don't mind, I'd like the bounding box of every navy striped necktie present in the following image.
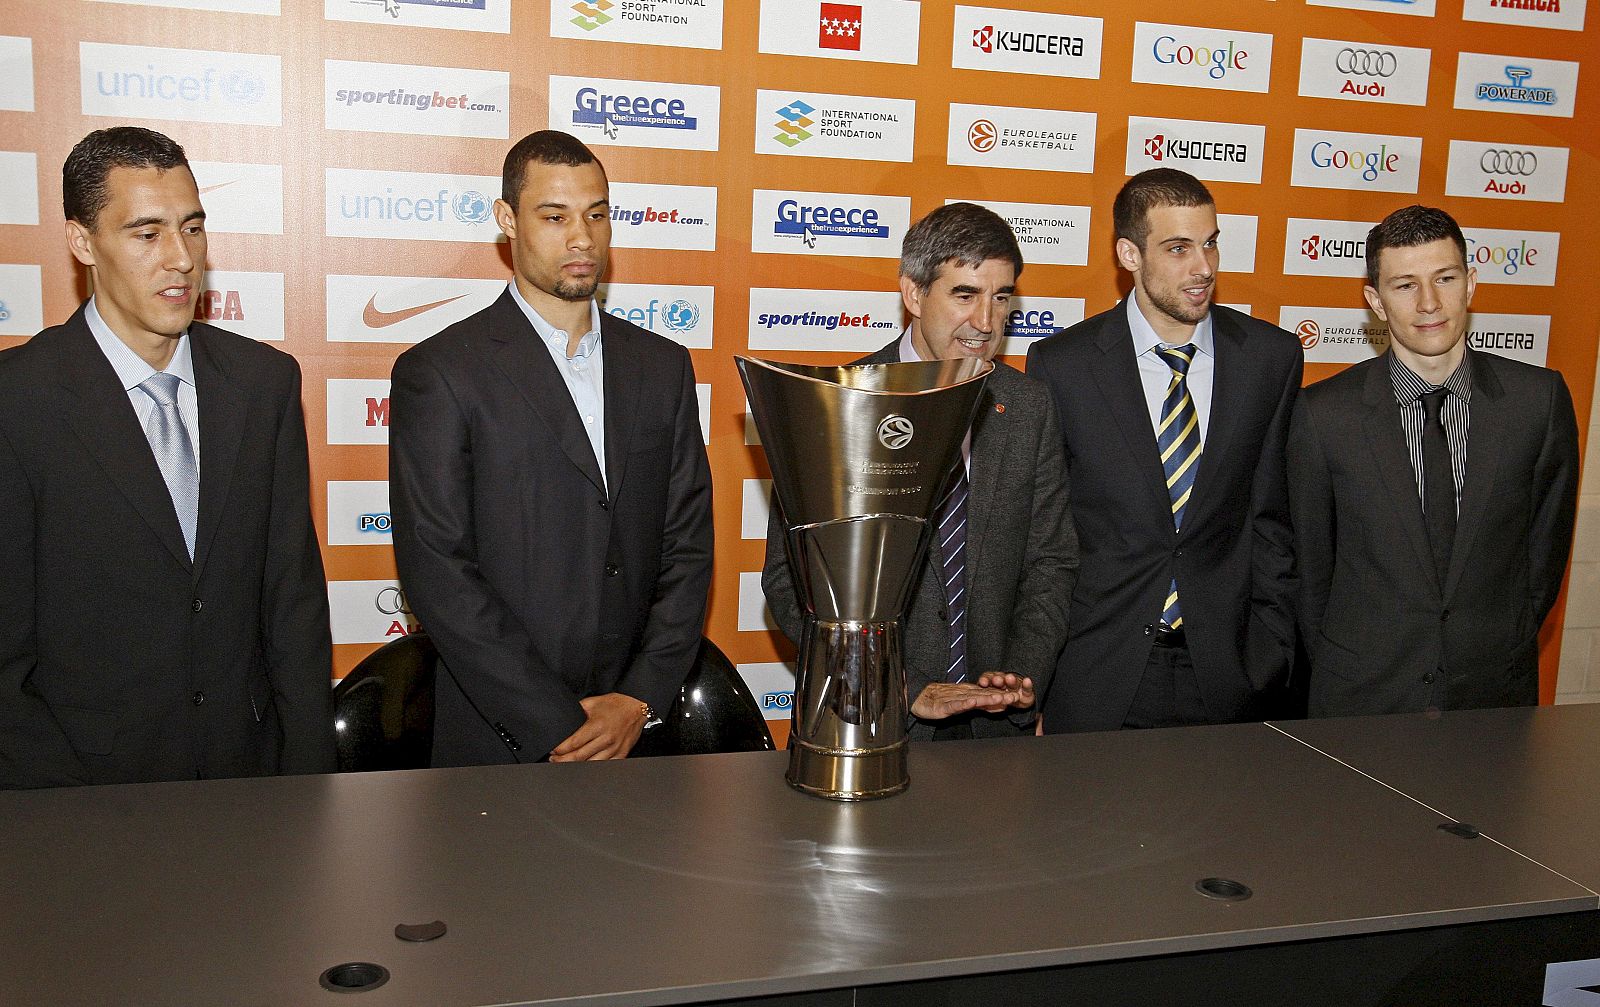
[934,463,970,683]
[1156,344,1200,629]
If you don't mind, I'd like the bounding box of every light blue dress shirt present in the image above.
[86,295,200,474]
[1127,295,1214,450]
[507,281,606,487]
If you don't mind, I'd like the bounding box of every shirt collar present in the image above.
[1126,294,1214,358]
[85,295,195,392]
[898,327,920,363]
[507,281,602,360]
[1388,348,1473,406]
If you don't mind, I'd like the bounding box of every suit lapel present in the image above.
[601,315,642,503]
[191,328,246,581]
[1361,358,1439,593]
[966,382,1006,590]
[1089,302,1171,521]
[1444,353,1505,601]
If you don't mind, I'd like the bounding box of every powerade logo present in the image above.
[754,309,895,332]
[761,691,794,711]
[775,99,815,147]
[773,198,888,246]
[358,512,393,534]
[1475,66,1558,106]
[573,85,696,134]
[1309,140,1400,181]
[571,0,612,30]
[1152,34,1248,79]
[338,187,492,224]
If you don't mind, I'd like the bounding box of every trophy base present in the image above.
[786,738,909,801]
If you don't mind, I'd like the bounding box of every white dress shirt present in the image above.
[86,295,200,473]
[507,281,606,487]
[898,328,972,470]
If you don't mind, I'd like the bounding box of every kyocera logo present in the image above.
[93,64,265,106]
[1465,235,1539,276]
[774,99,815,147]
[773,198,888,246]
[1475,66,1558,107]
[971,25,1085,57]
[1308,140,1402,181]
[572,85,697,136]
[1300,235,1365,261]
[1152,35,1248,79]
[1145,134,1165,159]
[1142,133,1250,164]
[337,187,493,224]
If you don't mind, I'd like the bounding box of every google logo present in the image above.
[1151,35,1248,79]
[1309,141,1401,182]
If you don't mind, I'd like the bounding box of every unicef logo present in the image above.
[221,71,266,106]
[452,190,493,224]
[663,299,700,333]
[876,414,914,450]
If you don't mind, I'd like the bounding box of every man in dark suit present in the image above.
[390,131,713,767]
[763,202,1077,739]
[0,127,333,788]
[1289,205,1578,716]
[1027,168,1302,733]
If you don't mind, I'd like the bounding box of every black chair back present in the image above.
[633,638,777,758]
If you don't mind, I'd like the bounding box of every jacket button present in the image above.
[191,598,203,613]
[191,691,205,706]
[1174,548,1184,558]
[599,499,609,510]
[1422,673,1435,685]
[605,563,619,576]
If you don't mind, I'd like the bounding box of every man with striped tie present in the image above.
[763,202,1078,740]
[1027,169,1303,732]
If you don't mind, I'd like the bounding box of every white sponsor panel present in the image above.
[1291,128,1422,194]
[696,383,710,445]
[951,6,1103,79]
[737,660,798,721]
[326,274,503,343]
[599,282,715,349]
[0,264,44,337]
[329,580,417,644]
[1306,0,1436,15]
[190,161,284,235]
[0,152,38,226]
[751,189,909,259]
[1002,295,1084,356]
[608,182,716,251]
[1454,52,1579,118]
[327,481,393,546]
[325,168,502,242]
[947,103,1096,174]
[1125,116,1265,184]
[1465,313,1549,366]
[326,0,511,33]
[737,571,780,633]
[1283,218,1375,278]
[748,287,903,353]
[1463,0,1586,31]
[1445,141,1569,203]
[80,42,281,126]
[550,76,720,152]
[1280,306,1389,364]
[758,0,921,65]
[954,199,1090,267]
[1298,37,1431,106]
[551,0,725,50]
[742,479,774,539]
[1463,227,1559,286]
[1221,304,1252,316]
[755,90,916,162]
[91,0,279,11]
[1131,22,1273,93]
[0,36,35,112]
[325,60,508,139]
[1217,213,1258,274]
[196,271,284,342]
[327,379,393,445]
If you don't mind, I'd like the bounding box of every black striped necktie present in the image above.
[1420,387,1455,584]
[934,463,970,683]
[1156,344,1201,629]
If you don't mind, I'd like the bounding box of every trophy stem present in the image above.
[786,618,910,801]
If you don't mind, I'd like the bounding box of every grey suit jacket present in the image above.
[762,342,1078,740]
[1288,349,1578,716]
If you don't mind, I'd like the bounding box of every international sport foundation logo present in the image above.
[1475,65,1558,107]
[571,0,613,30]
[819,4,863,51]
[775,100,816,147]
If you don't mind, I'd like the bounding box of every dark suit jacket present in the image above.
[1026,301,1302,732]
[0,304,334,788]
[762,342,1078,740]
[389,290,713,766]
[1288,349,1578,716]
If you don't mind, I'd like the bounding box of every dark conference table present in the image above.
[3,706,1599,1006]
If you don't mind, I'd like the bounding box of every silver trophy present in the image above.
[738,356,993,800]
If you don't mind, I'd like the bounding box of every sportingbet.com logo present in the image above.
[571,0,613,30]
[755,308,896,332]
[774,100,816,148]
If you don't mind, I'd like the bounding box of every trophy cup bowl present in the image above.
[737,355,993,800]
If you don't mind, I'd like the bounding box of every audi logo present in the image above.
[877,415,915,450]
[1335,48,1397,77]
[1479,149,1538,176]
[375,586,411,615]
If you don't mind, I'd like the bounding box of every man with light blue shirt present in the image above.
[0,126,333,787]
[390,130,713,767]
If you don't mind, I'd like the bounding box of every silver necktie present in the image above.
[138,372,198,559]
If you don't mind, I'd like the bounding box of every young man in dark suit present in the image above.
[390,131,713,766]
[763,202,1078,739]
[1289,205,1578,716]
[1027,168,1303,732]
[0,127,333,788]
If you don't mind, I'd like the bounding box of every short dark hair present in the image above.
[899,202,1023,290]
[62,126,189,230]
[1113,168,1214,249]
[501,130,605,208]
[1364,205,1468,288]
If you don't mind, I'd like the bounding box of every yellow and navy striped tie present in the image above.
[1156,344,1201,629]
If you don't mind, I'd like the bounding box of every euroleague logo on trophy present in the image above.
[877,414,914,450]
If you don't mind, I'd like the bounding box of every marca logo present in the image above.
[949,198,1091,267]
[1462,226,1559,285]
[735,661,797,722]
[0,151,37,226]
[1291,128,1422,193]
[550,76,720,152]
[1455,54,1579,118]
[0,36,33,112]
[92,0,279,11]
[1283,218,1374,278]
[325,60,508,139]
[947,103,1096,173]
[751,189,909,259]
[1298,38,1431,106]
[327,481,393,547]
[608,181,717,251]
[328,580,417,644]
[1306,0,1437,15]
[327,379,393,445]
[189,161,284,235]
[597,282,716,350]
[1131,22,1274,93]
[1279,306,1390,364]
[326,275,502,343]
[1125,116,1264,184]
[758,0,921,65]
[951,6,1104,80]
[325,0,511,34]
[755,90,916,162]
[1462,0,1586,31]
[0,263,44,337]
[326,168,501,242]
[1002,295,1085,355]
[747,287,901,353]
[195,271,284,342]
[1216,213,1258,274]
[1445,140,1569,203]
[1465,312,1549,366]
[79,42,281,126]
[552,0,725,50]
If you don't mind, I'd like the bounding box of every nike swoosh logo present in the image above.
[363,293,469,328]
[198,181,235,195]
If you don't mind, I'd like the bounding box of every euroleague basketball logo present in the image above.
[967,119,997,153]
[1296,319,1321,349]
[877,414,914,450]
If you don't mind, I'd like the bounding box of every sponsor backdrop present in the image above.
[1,1,1596,736]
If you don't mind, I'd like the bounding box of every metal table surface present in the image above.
[1,718,1594,1006]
